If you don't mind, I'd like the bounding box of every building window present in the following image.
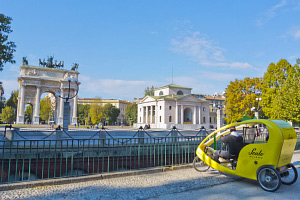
[160,106,162,110]
[203,117,206,123]
[140,108,141,112]
[160,116,162,122]
[169,106,172,110]
[159,91,164,96]
[203,107,206,111]
[169,116,172,122]
[177,90,183,95]
[210,117,211,123]
[140,117,141,123]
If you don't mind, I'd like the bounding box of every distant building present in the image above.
[135,84,211,129]
[193,94,226,128]
[77,98,132,125]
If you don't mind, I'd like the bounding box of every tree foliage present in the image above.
[25,104,33,123]
[103,103,120,125]
[272,74,300,122]
[125,103,137,125]
[224,77,262,123]
[144,86,155,96]
[0,14,16,71]
[77,104,90,125]
[262,59,299,119]
[0,106,14,123]
[40,96,52,122]
[89,103,104,125]
[5,90,18,119]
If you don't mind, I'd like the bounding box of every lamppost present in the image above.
[55,77,79,132]
[251,90,262,119]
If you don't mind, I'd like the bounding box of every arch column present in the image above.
[58,88,64,125]
[71,92,78,125]
[16,83,26,124]
[33,86,41,125]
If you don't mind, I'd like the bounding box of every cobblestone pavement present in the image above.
[0,153,299,200]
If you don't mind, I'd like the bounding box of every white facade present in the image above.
[16,65,79,125]
[135,84,210,130]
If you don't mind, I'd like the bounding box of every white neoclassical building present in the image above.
[135,84,210,130]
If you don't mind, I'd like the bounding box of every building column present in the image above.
[72,93,78,125]
[140,106,144,123]
[58,88,64,125]
[181,105,184,124]
[217,108,223,129]
[175,103,178,124]
[193,106,196,124]
[17,83,26,124]
[150,105,153,124]
[33,86,41,125]
[199,104,202,124]
[146,106,149,124]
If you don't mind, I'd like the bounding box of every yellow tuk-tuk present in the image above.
[194,119,298,192]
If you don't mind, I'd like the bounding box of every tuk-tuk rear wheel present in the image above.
[257,167,281,192]
[280,164,298,185]
[193,156,210,172]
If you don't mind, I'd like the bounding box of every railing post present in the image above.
[56,130,63,140]
[99,128,106,146]
[171,126,178,142]
[138,126,145,144]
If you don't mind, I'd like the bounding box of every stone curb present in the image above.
[0,164,193,192]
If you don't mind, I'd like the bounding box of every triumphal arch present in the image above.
[16,59,80,125]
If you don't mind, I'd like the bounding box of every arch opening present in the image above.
[184,107,192,124]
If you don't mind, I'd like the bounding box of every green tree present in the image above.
[77,104,90,125]
[0,14,16,71]
[144,86,155,96]
[272,73,300,121]
[89,103,104,125]
[25,104,33,123]
[40,96,52,122]
[262,59,299,119]
[0,106,14,123]
[103,103,120,125]
[224,77,262,123]
[0,101,4,114]
[125,103,137,125]
[5,90,18,119]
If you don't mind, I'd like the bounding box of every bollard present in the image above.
[4,127,19,147]
[138,127,145,144]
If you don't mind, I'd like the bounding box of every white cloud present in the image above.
[256,0,287,26]
[292,28,300,39]
[79,75,160,100]
[1,79,19,97]
[170,32,256,70]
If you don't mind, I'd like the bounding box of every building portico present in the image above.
[135,84,210,130]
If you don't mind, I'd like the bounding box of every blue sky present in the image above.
[1,0,300,101]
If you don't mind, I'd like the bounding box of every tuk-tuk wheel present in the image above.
[280,164,298,185]
[257,167,281,192]
[193,156,210,172]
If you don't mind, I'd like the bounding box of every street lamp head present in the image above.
[67,77,72,82]
[73,77,78,83]
[65,95,69,99]
[55,93,60,98]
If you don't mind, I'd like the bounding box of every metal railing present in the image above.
[0,127,206,184]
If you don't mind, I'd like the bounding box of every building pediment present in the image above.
[141,96,156,103]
